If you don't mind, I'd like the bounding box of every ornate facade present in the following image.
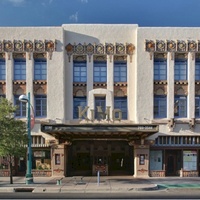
[1,24,200,178]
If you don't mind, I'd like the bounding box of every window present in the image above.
[0,60,5,80]
[34,59,47,80]
[154,58,167,80]
[114,61,127,82]
[14,59,26,80]
[195,59,200,81]
[154,95,167,118]
[35,95,47,117]
[94,61,107,82]
[73,61,87,82]
[174,95,187,118]
[14,95,26,117]
[114,97,127,119]
[95,97,106,119]
[174,59,187,81]
[195,96,200,118]
[73,97,87,119]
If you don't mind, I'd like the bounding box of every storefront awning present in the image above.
[41,123,159,141]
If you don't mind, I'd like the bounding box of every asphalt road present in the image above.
[1,188,200,199]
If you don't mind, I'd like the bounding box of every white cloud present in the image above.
[7,0,26,6]
[69,12,79,22]
[80,0,88,3]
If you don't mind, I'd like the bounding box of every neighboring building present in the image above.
[0,24,200,177]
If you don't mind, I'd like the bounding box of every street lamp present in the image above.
[19,92,33,184]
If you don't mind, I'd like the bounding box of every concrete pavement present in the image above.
[0,176,200,193]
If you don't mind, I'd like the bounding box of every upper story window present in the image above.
[195,96,200,118]
[95,96,106,119]
[174,57,187,81]
[174,95,187,118]
[94,61,107,82]
[73,97,87,119]
[73,61,87,82]
[114,61,127,82]
[0,59,5,80]
[34,59,47,80]
[154,58,167,81]
[35,95,47,117]
[154,95,167,118]
[114,97,127,119]
[195,59,200,81]
[14,59,26,80]
[15,95,26,117]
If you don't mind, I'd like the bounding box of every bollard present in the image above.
[97,170,100,186]
[56,179,62,185]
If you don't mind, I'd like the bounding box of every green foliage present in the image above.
[0,97,28,158]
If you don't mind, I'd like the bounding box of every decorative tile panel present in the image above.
[116,43,125,54]
[24,40,33,52]
[156,40,165,52]
[86,43,94,55]
[177,40,187,52]
[188,40,197,52]
[74,43,85,54]
[145,40,155,52]
[95,43,104,54]
[14,40,23,52]
[3,40,13,52]
[34,40,45,52]
[105,43,114,55]
[167,40,176,52]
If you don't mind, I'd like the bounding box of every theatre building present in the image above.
[1,24,200,177]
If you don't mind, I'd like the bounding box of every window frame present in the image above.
[154,58,167,81]
[73,97,87,119]
[14,95,26,117]
[114,97,127,119]
[35,95,47,117]
[114,61,127,82]
[0,60,5,80]
[154,95,167,118]
[73,61,87,82]
[174,95,187,118]
[34,59,47,80]
[174,59,187,81]
[14,59,26,81]
[93,61,107,82]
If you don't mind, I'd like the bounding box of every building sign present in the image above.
[78,106,122,122]
[42,124,158,133]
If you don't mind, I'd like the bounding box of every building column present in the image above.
[167,52,175,119]
[133,144,150,177]
[188,52,195,119]
[26,52,34,105]
[51,144,67,177]
[6,53,13,102]
[87,55,93,96]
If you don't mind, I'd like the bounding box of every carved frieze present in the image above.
[65,43,135,62]
[0,40,55,60]
[145,39,200,55]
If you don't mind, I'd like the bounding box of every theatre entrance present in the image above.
[67,140,134,176]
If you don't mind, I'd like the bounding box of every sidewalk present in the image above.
[0,176,158,193]
[1,176,200,193]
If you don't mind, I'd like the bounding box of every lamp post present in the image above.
[19,92,33,184]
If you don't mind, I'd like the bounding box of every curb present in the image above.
[0,184,159,193]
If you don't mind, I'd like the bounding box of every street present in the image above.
[0,188,200,199]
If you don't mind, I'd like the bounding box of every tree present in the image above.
[0,97,28,184]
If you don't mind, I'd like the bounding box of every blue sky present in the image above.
[0,0,200,27]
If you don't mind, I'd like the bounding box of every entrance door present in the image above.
[165,150,181,176]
